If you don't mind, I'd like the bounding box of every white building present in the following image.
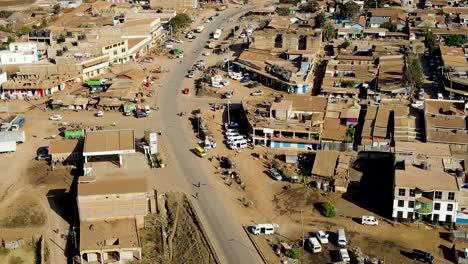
[0,42,38,65]
[392,160,459,223]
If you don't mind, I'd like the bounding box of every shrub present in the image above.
[320,200,336,217]
[286,248,300,259]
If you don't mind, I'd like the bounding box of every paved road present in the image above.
[156,6,262,264]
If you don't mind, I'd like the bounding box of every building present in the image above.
[310,150,351,192]
[78,178,149,264]
[392,159,459,223]
[243,95,327,149]
[439,46,468,98]
[150,0,197,9]
[49,139,83,163]
[424,99,468,145]
[83,129,136,166]
[0,42,38,65]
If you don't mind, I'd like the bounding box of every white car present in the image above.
[339,249,351,263]
[316,231,329,244]
[411,101,424,108]
[203,52,210,56]
[175,39,183,43]
[95,111,104,117]
[222,80,230,86]
[49,114,63,121]
[250,90,264,96]
[144,105,151,114]
[212,82,223,88]
[361,215,379,226]
[177,53,184,58]
[225,129,238,133]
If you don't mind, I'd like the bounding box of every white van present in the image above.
[229,140,247,150]
[306,237,322,253]
[251,223,277,235]
[337,228,347,247]
[227,135,244,143]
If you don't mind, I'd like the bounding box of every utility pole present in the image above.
[300,209,305,246]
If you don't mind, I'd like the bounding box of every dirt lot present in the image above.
[0,0,35,8]
[0,243,37,264]
[140,192,219,264]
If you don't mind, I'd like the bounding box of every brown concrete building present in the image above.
[83,129,136,166]
[49,139,83,163]
[310,150,350,192]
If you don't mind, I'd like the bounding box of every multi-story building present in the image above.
[0,42,38,65]
[392,160,459,223]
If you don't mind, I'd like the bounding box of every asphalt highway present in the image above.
[156,6,262,264]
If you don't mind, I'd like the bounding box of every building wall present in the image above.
[9,42,37,53]
[392,198,458,222]
[77,192,148,222]
[0,52,38,65]
[101,40,128,60]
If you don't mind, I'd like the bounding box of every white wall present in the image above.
[9,42,37,53]
[392,199,458,222]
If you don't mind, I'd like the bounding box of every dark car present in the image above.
[136,110,148,118]
[412,249,434,263]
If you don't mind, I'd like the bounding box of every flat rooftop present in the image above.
[80,218,140,251]
[312,150,339,178]
[78,177,147,196]
[49,139,83,154]
[395,163,459,191]
[83,130,135,155]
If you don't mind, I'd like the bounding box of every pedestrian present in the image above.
[195,192,199,199]
[212,114,215,119]
[198,181,201,188]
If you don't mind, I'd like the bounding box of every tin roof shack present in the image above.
[49,139,83,163]
[439,46,468,97]
[310,150,350,192]
[50,95,89,110]
[392,159,460,223]
[424,99,468,145]
[360,103,421,151]
[83,130,135,167]
[243,95,327,150]
[80,217,142,264]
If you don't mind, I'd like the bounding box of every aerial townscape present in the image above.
[0,0,467,263]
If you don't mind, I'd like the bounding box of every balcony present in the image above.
[415,196,433,215]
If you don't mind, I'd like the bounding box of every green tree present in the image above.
[402,54,424,90]
[53,4,61,14]
[314,13,326,29]
[446,35,466,47]
[340,40,351,49]
[381,22,397,32]
[17,26,31,36]
[0,10,13,18]
[322,23,336,41]
[6,35,14,43]
[40,18,48,28]
[340,2,360,20]
[286,248,300,259]
[320,200,336,217]
[364,0,386,8]
[168,14,191,32]
[424,31,436,51]
[276,7,289,16]
[55,34,65,43]
[300,0,318,13]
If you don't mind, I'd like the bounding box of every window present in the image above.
[435,191,442,199]
[397,211,403,218]
[407,212,414,219]
[446,215,452,223]
[433,214,439,222]
[409,189,415,197]
[408,201,415,208]
[113,51,117,55]
[434,202,441,210]
[448,192,455,201]
[398,188,406,196]
[447,204,454,211]
[121,48,126,53]
[398,200,405,207]
[113,44,117,48]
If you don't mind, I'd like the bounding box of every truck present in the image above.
[213,29,222,40]
[122,103,137,115]
[0,115,26,131]
[196,26,204,33]
[64,129,84,139]
[0,131,25,143]
[0,141,16,153]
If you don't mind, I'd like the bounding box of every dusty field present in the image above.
[140,192,219,264]
[0,244,37,264]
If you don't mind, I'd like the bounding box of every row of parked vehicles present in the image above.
[224,128,248,150]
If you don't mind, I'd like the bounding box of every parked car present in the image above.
[212,82,223,88]
[222,80,230,86]
[251,90,264,96]
[315,230,329,244]
[361,215,379,225]
[177,53,184,58]
[49,115,63,121]
[175,39,183,43]
[411,101,424,108]
[36,153,50,161]
[269,168,283,181]
[437,92,444,100]
[339,249,351,263]
[136,110,148,118]
[187,71,195,78]
[241,77,250,83]
[412,249,434,263]
[203,52,210,56]
[144,105,151,114]
[95,111,104,117]
[224,91,233,98]
[228,121,239,128]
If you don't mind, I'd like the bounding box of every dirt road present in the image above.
[154,5,263,264]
